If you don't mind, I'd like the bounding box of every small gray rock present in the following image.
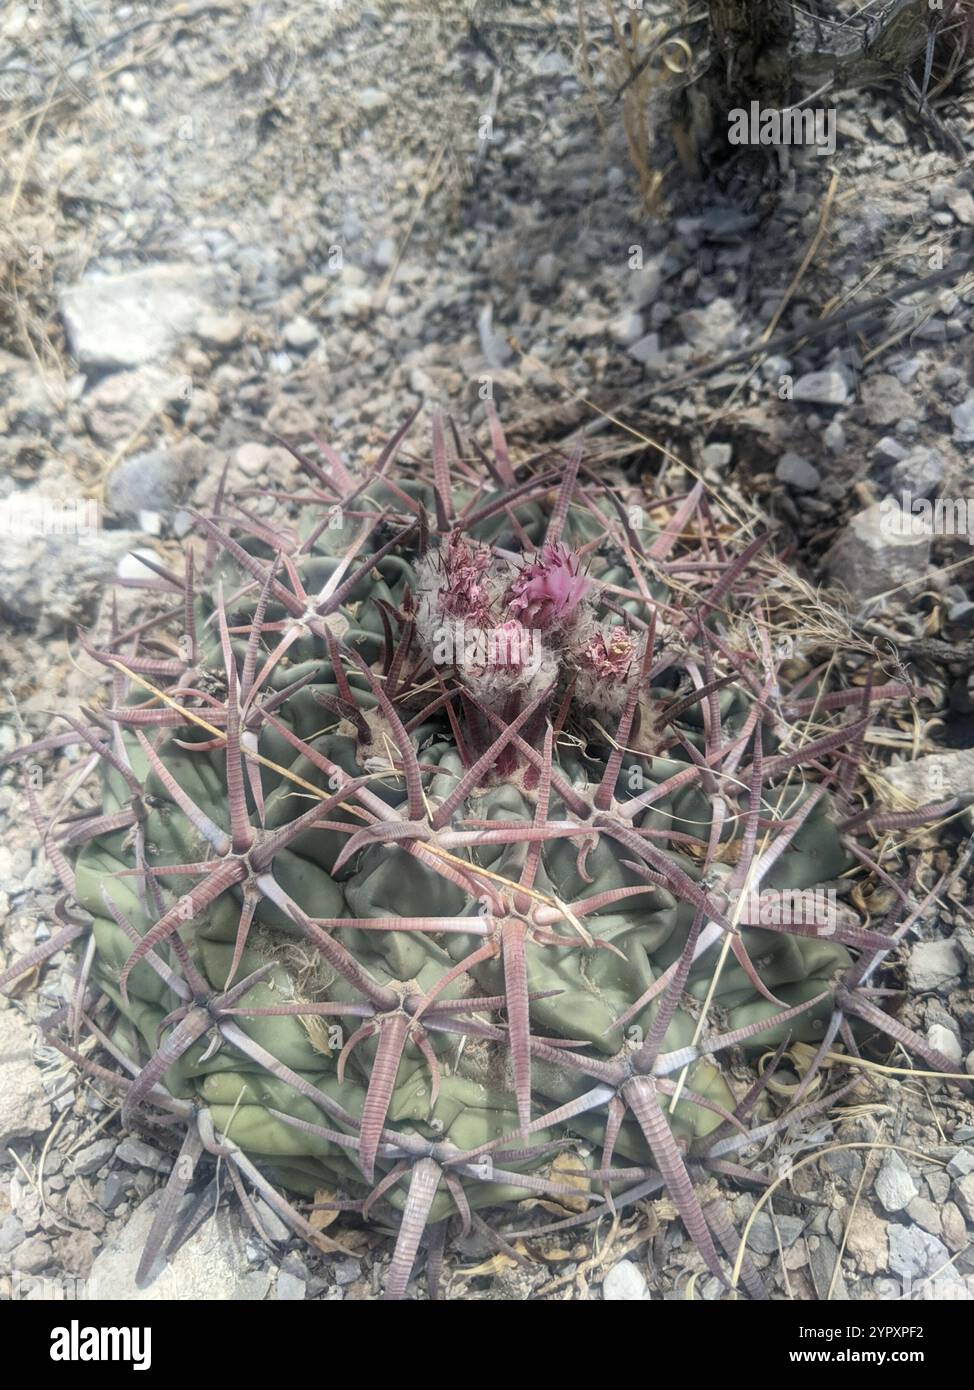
[0,1214,26,1256]
[196,311,244,350]
[776,452,821,491]
[905,1196,942,1236]
[252,1199,290,1244]
[946,187,974,225]
[357,88,389,119]
[102,1171,134,1211]
[823,419,846,454]
[891,447,945,499]
[83,366,184,446]
[629,332,664,367]
[625,265,662,307]
[276,1257,307,1301]
[927,1171,951,1204]
[678,297,738,350]
[907,938,963,994]
[946,1149,974,1179]
[894,357,923,385]
[373,237,397,271]
[283,316,319,352]
[88,1193,249,1299]
[71,1138,116,1177]
[875,435,909,464]
[12,1236,53,1274]
[762,354,793,382]
[888,1224,950,1281]
[333,1257,361,1287]
[0,1005,52,1144]
[935,365,963,391]
[875,1152,919,1212]
[952,393,974,442]
[927,1024,963,1066]
[602,1258,651,1300]
[793,369,849,407]
[534,254,561,291]
[700,208,760,241]
[884,754,974,812]
[953,1172,974,1222]
[948,600,974,626]
[116,1138,171,1173]
[61,263,215,370]
[825,499,931,602]
[702,442,733,469]
[747,1212,806,1254]
[108,440,204,518]
[862,373,915,426]
[609,311,645,347]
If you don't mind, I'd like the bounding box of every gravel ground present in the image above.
[1,0,973,1301]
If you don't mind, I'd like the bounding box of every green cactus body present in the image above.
[7,408,953,1299]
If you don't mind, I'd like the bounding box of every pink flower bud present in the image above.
[506,543,589,630]
[580,626,637,679]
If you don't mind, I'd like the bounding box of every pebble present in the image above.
[357,87,389,119]
[0,1005,52,1144]
[195,311,244,350]
[946,187,974,224]
[102,1171,133,1211]
[935,365,963,391]
[905,1196,942,1236]
[108,440,204,518]
[793,369,849,407]
[116,1137,171,1173]
[71,1138,116,1177]
[625,265,662,306]
[907,938,964,994]
[823,419,846,454]
[88,1194,248,1299]
[82,365,183,446]
[276,1256,308,1301]
[862,373,915,426]
[609,311,644,347]
[0,1215,26,1256]
[116,549,162,582]
[235,442,273,478]
[875,435,908,464]
[824,499,931,602]
[702,442,733,469]
[602,1258,651,1300]
[946,1149,974,1180]
[776,452,820,491]
[333,1257,361,1287]
[951,393,974,442]
[60,264,216,370]
[890,447,945,498]
[888,1224,950,1281]
[283,315,319,352]
[629,332,664,367]
[533,253,561,291]
[875,1152,919,1212]
[927,1024,963,1066]
[746,1212,806,1254]
[953,1173,974,1223]
[12,1236,53,1274]
[894,357,923,385]
[761,354,792,382]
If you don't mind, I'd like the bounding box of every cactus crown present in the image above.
[3,404,966,1300]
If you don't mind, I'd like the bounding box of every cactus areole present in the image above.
[4,406,966,1299]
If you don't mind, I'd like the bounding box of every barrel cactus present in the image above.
[2,404,967,1299]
